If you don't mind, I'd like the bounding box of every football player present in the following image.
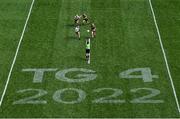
[91,23,96,38]
[75,25,80,40]
[82,13,89,24]
[74,14,80,25]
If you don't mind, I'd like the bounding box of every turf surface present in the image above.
[0,0,180,118]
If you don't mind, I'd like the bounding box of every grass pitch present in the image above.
[0,0,180,118]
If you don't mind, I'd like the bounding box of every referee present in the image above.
[86,38,90,64]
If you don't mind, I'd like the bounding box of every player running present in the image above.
[86,38,91,64]
[91,23,96,38]
[82,13,89,24]
[74,14,81,25]
[75,25,80,40]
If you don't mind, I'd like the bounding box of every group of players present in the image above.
[74,14,96,64]
[74,14,96,39]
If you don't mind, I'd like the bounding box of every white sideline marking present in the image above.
[0,0,35,107]
[148,0,180,113]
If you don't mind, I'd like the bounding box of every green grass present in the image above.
[0,0,180,118]
[0,0,32,103]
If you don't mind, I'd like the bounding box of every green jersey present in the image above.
[86,43,90,49]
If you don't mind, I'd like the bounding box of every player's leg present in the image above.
[86,49,90,64]
[92,31,96,38]
[93,31,96,38]
[86,49,88,60]
[78,31,80,40]
[91,31,94,38]
[88,53,90,64]
[86,49,89,61]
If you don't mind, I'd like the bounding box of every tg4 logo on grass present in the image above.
[13,67,164,105]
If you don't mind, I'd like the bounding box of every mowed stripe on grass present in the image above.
[0,0,180,118]
[148,0,180,113]
[0,0,33,103]
[151,0,180,114]
[0,0,35,106]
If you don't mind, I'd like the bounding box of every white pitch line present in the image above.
[0,0,35,106]
[148,0,180,114]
